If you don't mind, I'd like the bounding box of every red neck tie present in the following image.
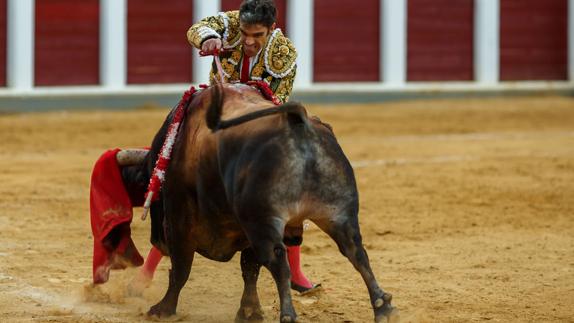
[240,54,250,83]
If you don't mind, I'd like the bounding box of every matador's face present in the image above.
[239,22,276,57]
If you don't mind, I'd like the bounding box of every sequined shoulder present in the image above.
[220,10,241,49]
[264,29,297,78]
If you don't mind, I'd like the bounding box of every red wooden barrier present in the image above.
[35,0,100,86]
[314,0,380,82]
[500,0,568,81]
[407,0,474,81]
[127,0,193,84]
[0,0,6,87]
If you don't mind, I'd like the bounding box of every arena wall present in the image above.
[314,0,380,82]
[0,0,5,87]
[500,0,568,81]
[34,0,100,86]
[407,0,474,81]
[0,0,573,110]
[126,0,194,85]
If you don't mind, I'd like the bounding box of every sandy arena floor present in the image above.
[0,95,573,322]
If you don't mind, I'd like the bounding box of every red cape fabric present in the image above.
[90,149,143,284]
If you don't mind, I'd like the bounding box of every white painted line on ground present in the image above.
[351,155,476,168]
[351,151,574,169]
[341,131,574,144]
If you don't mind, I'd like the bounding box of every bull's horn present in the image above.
[116,149,148,166]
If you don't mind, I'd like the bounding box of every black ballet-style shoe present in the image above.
[290,282,322,295]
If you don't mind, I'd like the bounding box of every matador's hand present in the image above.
[202,38,222,54]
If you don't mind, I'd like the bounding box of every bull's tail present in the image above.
[205,84,308,132]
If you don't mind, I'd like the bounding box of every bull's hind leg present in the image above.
[245,226,297,323]
[236,248,264,322]
[265,243,297,323]
[315,215,399,323]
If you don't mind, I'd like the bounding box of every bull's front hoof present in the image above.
[235,305,264,322]
[375,305,400,323]
[374,293,400,323]
[147,302,176,319]
[280,314,296,323]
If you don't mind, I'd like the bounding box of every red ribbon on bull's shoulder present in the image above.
[141,85,198,220]
[246,80,281,106]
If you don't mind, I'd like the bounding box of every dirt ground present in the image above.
[0,95,573,323]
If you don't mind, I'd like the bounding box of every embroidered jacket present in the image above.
[187,10,297,103]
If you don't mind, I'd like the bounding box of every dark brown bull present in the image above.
[136,83,398,322]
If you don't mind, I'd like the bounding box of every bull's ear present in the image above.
[205,84,224,131]
[281,102,308,127]
[310,115,334,132]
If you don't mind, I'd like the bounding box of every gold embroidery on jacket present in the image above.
[189,11,297,103]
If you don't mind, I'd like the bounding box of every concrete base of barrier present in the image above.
[0,82,573,112]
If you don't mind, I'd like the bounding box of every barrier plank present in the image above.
[500,0,568,80]
[0,0,5,87]
[313,0,380,82]
[407,0,474,81]
[35,0,100,86]
[127,0,193,84]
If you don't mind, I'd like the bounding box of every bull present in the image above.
[127,83,398,322]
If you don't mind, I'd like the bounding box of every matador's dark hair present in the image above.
[239,0,277,28]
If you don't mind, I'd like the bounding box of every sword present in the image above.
[200,48,227,84]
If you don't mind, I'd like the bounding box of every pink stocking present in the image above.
[140,246,163,280]
[140,246,313,288]
[287,245,313,288]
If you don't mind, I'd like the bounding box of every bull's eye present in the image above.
[273,246,285,258]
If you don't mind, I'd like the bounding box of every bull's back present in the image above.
[221,112,358,226]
